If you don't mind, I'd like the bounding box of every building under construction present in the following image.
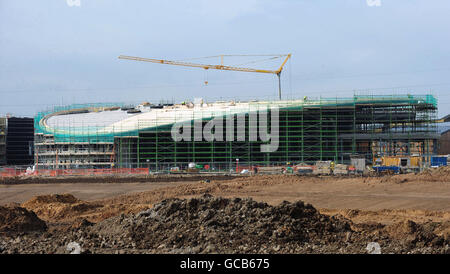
[33,94,439,171]
[0,117,34,167]
[0,117,6,166]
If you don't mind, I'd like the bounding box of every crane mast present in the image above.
[118,54,291,100]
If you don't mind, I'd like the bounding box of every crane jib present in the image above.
[118,54,291,100]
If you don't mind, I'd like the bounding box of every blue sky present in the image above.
[0,0,449,117]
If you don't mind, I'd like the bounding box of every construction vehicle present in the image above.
[372,156,421,174]
[118,54,291,100]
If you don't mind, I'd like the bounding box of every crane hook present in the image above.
[204,68,209,85]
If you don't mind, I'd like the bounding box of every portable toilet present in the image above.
[350,156,365,173]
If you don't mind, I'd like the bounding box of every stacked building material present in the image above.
[257,166,284,174]
[333,164,348,175]
[313,161,332,175]
[295,166,313,175]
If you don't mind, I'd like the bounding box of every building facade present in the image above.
[0,117,6,165]
[34,95,439,171]
[439,130,450,155]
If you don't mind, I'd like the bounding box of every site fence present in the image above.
[0,166,150,178]
[0,162,310,178]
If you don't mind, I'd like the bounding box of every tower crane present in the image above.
[118,54,291,100]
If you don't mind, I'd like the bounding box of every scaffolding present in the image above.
[33,94,439,171]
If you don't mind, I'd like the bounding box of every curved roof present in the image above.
[34,95,437,143]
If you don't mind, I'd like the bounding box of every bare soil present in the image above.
[0,167,449,254]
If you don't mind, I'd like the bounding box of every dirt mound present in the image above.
[0,206,47,234]
[384,220,445,247]
[359,166,450,184]
[434,221,450,241]
[69,218,95,230]
[22,194,79,206]
[88,194,352,253]
[0,172,449,254]
[21,194,102,222]
[419,166,450,179]
[0,195,449,254]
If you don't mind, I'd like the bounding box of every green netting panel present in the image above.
[34,103,135,143]
[34,95,437,144]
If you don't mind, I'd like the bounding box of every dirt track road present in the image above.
[0,181,194,204]
[1,175,449,212]
[220,178,450,211]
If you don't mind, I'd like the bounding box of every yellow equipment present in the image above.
[373,156,421,168]
[118,54,291,100]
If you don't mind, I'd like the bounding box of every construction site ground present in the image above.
[0,167,449,254]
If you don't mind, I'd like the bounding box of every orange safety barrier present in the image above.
[1,167,150,178]
[0,168,27,177]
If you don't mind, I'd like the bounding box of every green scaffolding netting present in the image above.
[34,95,438,144]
